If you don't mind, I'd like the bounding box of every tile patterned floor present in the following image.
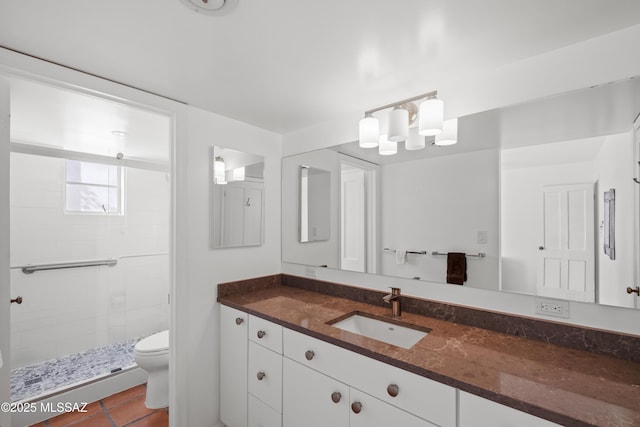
[30,384,168,427]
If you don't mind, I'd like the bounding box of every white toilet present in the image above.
[134,330,169,409]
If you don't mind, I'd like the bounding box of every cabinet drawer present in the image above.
[350,354,455,427]
[283,328,455,427]
[350,388,437,427]
[459,391,560,427]
[249,394,282,427]
[249,315,283,353]
[248,341,283,412]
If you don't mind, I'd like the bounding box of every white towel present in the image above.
[395,249,407,265]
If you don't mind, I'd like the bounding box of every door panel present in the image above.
[537,184,595,302]
[341,164,366,272]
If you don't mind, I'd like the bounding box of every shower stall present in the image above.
[6,77,172,412]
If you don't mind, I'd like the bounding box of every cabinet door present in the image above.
[244,186,263,246]
[220,305,248,427]
[249,394,281,427]
[283,358,349,427]
[349,388,437,427]
[459,391,560,427]
[222,186,246,247]
[248,341,283,412]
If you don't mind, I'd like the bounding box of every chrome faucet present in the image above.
[383,287,401,318]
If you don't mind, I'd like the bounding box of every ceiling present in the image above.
[1,0,640,135]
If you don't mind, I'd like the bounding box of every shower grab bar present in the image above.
[18,259,117,274]
[383,248,427,255]
[431,251,486,258]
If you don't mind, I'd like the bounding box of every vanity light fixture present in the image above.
[214,156,227,185]
[378,135,397,156]
[358,113,379,148]
[358,90,457,153]
[405,127,426,151]
[418,96,444,136]
[434,118,458,146]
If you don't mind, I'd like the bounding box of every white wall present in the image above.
[282,24,640,336]
[282,149,340,268]
[182,105,281,427]
[9,153,170,367]
[380,149,499,289]
[595,132,635,307]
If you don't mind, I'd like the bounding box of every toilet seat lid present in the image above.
[135,330,169,354]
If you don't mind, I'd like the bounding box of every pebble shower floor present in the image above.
[11,338,140,402]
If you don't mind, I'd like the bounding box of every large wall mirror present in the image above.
[212,146,265,249]
[282,76,640,310]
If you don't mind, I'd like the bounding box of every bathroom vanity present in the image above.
[218,275,640,427]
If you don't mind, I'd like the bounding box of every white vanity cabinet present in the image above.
[459,391,561,427]
[221,305,558,427]
[220,305,249,427]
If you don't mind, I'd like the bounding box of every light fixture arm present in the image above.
[364,90,437,116]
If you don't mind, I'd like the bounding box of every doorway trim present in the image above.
[0,46,184,426]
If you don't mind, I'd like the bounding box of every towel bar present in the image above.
[431,251,485,258]
[383,248,427,255]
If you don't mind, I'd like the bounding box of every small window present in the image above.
[65,160,122,214]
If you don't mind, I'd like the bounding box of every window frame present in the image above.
[64,159,124,215]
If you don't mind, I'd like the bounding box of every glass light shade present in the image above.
[378,135,397,156]
[232,167,245,181]
[405,127,425,150]
[387,107,409,142]
[359,114,379,148]
[418,97,444,136]
[214,156,227,184]
[434,118,458,146]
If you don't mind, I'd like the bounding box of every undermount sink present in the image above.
[328,312,430,349]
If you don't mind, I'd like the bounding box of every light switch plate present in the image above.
[477,231,488,244]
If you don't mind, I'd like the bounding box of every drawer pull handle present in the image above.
[351,401,362,414]
[305,350,315,360]
[256,371,266,381]
[331,392,341,404]
[387,383,399,397]
[257,330,266,339]
[235,317,244,325]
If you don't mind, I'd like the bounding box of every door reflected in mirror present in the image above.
[300,165,330,242]
[211,146,265,249]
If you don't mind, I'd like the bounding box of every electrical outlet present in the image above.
[305,266,316,278]
[535,298,569,318]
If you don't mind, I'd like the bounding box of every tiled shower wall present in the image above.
[9,152,170,368]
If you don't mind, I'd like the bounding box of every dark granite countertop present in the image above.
[218,277,640,427]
